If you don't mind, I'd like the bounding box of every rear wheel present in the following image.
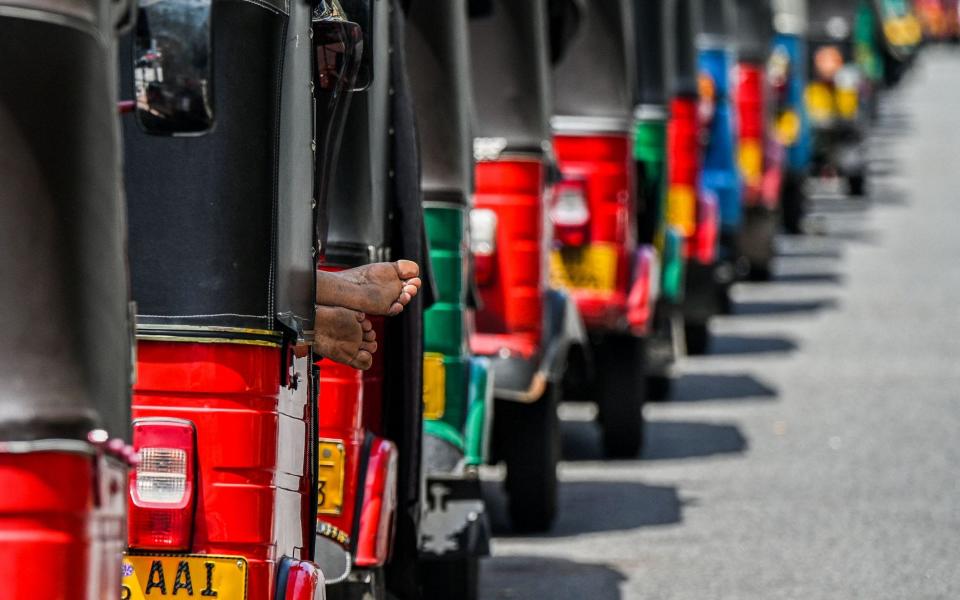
[848,174,866,197]
[781,171,806,234]
[494,386,560,533]
[684,321,710,356]
[647,374,672,402]
[596,335,646,458]
[420,558,478,600]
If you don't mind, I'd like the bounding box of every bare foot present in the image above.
[313,305,378,370]
[316,259,422,316]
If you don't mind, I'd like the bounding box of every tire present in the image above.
[494,386,560,533]
[848,174,866,197]
[420,558,479,600]
[780,171,806,234]
[684,321,710,356]
[596,335,646,458]
[647,374,672,402]
[747,263,772,282]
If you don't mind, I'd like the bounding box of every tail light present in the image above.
[550,179,590,247]
[698,73,717,126]
[470,208,498,286]
[128,418,196,551]
[355,438,399,567]
[692,191,719,265]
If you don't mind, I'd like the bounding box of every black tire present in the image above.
[647,374,672,402]
[596,335,646,458]
[684,321,710,356]
[494,387,560,533]
[420,559,479,600]
[780,171,806,234]
[747,263,772,282]
[848,174,866,197]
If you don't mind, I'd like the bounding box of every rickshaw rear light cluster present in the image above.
[470,208,498,285]
[355,438,399,567]
[550,179,590,247]
[128,418,196,550]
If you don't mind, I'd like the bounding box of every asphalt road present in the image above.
[479,47,960,600]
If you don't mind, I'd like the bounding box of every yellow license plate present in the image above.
[422,352,446,420]
[317,438,346,515]
[122,554,246,600]
[550,243,618,292]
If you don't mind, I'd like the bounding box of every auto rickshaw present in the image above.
[807,0,871,195]
[696,0,742,316]
[550,0,654,457]
[405,1,493,597]
[316,1,432,598]
[871,0,923,85]
[673,0,722,355]
[0,0,133,596]
[915,0,960,40]
[119,1,365,598]
[632,0,686,400]
[468,0,585,532]
[735,0,783,280]
[771,0,814,233]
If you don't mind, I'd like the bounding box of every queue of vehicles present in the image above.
[0,0,938,599]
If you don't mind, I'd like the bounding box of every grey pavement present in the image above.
[479,47,960,600]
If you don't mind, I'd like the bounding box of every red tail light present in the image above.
[470,208,498,286]
[355,438,399,567]
[550,178,591,247]
[692,191,719,265]
[626,245,659,334]
[128,418,196,551]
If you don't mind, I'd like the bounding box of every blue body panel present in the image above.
[698,47,742,233]
[772,32,812,172]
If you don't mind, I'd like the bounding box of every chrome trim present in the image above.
[551,115,632,135]
[0,439,95,455]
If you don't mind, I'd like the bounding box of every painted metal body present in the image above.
[0,0,133,597]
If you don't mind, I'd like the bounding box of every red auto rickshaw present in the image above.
[119,2,366,598]
[550,0,655,457]
[468,0,585,532]
[0,0,134,596]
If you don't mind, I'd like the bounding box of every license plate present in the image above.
[550,243,618,292]
[422,352,446,420]
[317,438,346,515]
[121,554,246,600]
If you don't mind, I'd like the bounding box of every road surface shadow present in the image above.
[643,420,748,461]
[775,247,844,260]
[709,334,798,355]
[732,298,837,317]
[480,556,625,600]
[669,372,778,403]
[484,479,681,538]
[773,271,844,285]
